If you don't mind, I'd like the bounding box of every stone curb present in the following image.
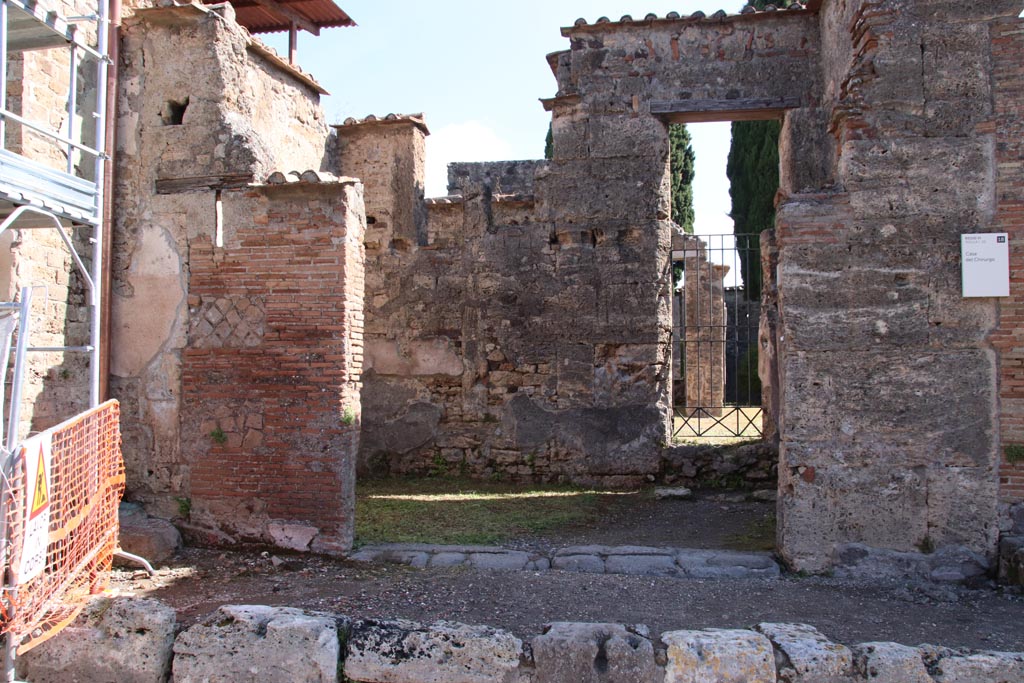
[19,598,1024,683]
[349,543,781,579]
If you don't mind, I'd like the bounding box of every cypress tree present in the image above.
[727,0,792,300]
[669,124,696,233]
[544,123,553,160]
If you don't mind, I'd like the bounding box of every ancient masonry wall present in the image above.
[344,111,669,484]
[772,0,1018,571]
[992,14,1024,503]
[110,3,364,550]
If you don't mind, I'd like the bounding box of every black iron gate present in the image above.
[671,232,763,440]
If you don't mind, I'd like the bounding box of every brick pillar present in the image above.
[182,179,365,554]
[992,17,1024,503]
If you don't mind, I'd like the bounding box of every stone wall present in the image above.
[772,0,1020,571]
[19,598,1024,683]
[109,2,364,550]
[347,115,668,483]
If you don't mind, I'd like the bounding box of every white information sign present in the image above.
[17,432,53,583]
[962,233,1010,298]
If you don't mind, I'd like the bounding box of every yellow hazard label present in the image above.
[29,445,48,520]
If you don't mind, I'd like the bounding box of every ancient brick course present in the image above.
[992,17,1024,502]
[182,183,364,552]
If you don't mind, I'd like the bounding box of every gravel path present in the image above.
[109,547,1024,652]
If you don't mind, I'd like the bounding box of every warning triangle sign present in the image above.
[29,445,48,520]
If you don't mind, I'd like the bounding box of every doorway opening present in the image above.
[665,116,780,446]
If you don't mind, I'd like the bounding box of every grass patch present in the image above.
[355,477,619,546]
[725,513,776,552]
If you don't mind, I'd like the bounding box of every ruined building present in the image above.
[2,0,1023,573]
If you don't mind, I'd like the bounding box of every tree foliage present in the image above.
[544,123,553,160]
[726,0,791,300]
[669,124,696,233]
[728,118,780,301]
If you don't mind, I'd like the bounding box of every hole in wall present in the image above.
[366,216,377,225]
[160,96,190,125]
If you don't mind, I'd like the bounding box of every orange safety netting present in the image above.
[1,400,124,654]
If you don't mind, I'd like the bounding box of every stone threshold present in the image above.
[348,543,781,579]
[20,598,1024,683]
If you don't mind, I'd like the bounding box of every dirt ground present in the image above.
[501,490,776,553]
[108,493,1024,651]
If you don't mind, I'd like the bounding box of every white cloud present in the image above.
[425,121,515,197]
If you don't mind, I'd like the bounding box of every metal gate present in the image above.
[671,232,763,440]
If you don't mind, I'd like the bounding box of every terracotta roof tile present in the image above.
[564,3,810,34]
[333,113,430,136]
[263,170,357,185]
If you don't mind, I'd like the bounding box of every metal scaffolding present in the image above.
[0,0,110,411]
[0,0,110,679]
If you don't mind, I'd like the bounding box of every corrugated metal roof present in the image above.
[215,0,355,34]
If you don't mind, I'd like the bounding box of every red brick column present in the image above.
[992,19,1024,502]
[181,180,365,553]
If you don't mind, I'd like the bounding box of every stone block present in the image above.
[676,550,781,579]
[532,622,660,683]
[604,554,678,577]
[345,619,522,683]
[349,548,430,568]
[841,138,994,219]
[851,642,931,683]
[429,552,468,568]
[117,503,181,565]
[924,467,999,557]
[468,551,531,571]
[778,461,930,572]
[534,159,668,223]
[780,349,996,461]
[586,115,667,160]
[173,605,343,683]
[654,487,692,500]
[998,535,1024,585]
[551,554,606,573]
[662,629,775,683]
[924,647,1024,682]
[755,623,852,682]
[17,597,176,683]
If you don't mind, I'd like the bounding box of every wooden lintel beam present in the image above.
[250,0,319,35]
[650,98,801,122]
[155,173,253,194]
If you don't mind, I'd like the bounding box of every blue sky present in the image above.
[262,1,740,235]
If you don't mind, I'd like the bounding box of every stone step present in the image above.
[348,543,780,579]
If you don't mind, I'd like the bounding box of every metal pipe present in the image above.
[100,0,120,403]
[7,287,31,453]
[90,0,109,408]
[66,43,78,174]
[1,0,8,147]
